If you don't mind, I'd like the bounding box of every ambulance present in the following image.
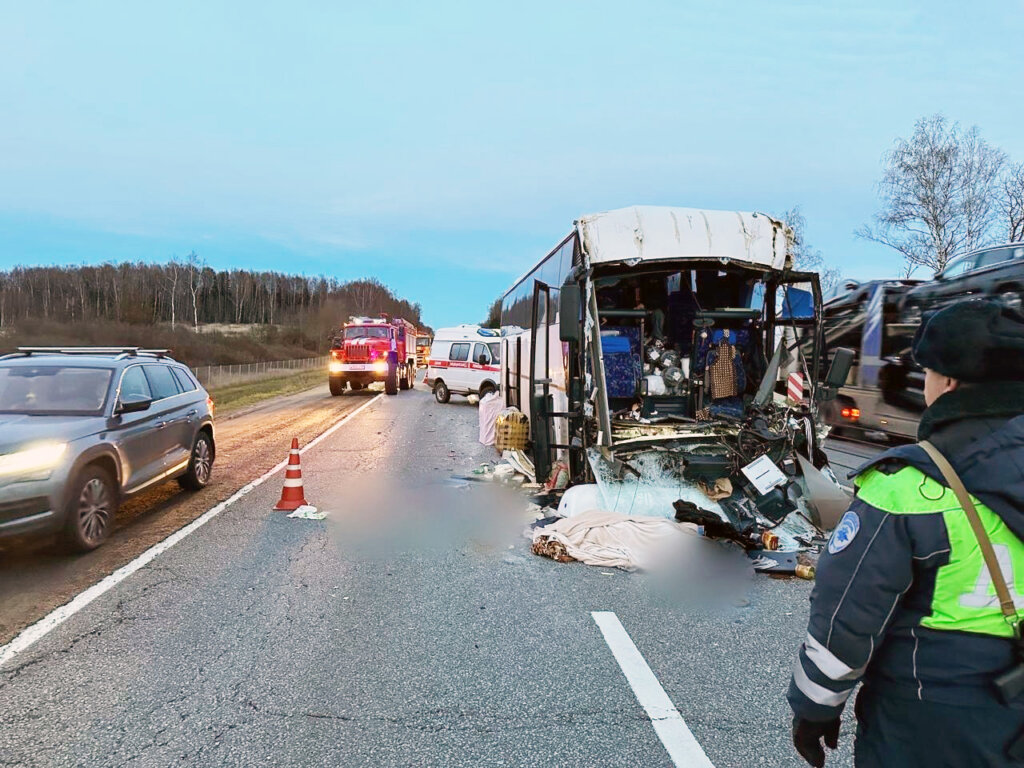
[424,325,501,404]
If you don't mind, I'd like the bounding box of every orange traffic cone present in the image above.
[274,438,309,511]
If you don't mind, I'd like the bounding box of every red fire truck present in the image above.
[328,316,419,396]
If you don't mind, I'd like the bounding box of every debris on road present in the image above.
[287,505,326,520]
[494,407,529,453]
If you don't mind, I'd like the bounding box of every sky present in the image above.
[2,1,1023,329]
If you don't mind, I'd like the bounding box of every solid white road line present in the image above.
[592,611,715,768]
[0,393,384,670]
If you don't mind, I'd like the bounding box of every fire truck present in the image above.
[328,316,419,396]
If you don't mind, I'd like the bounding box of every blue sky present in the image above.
[2,1,1023,329]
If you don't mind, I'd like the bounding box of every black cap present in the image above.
[912,299,1024,382]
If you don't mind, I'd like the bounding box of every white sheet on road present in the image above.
[533,509,702,571]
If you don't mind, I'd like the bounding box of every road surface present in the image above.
[0,383,374,645]
[823,436,886,487]
[0,384,883,767]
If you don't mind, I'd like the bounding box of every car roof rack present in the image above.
[9,347,171,360]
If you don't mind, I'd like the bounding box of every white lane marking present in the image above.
[592,611,715,768]
[0,393,384,670]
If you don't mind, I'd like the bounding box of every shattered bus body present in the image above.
[500,206,853,561]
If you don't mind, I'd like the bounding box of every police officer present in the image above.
[788,299,1024,766]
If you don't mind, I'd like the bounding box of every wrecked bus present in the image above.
[500,206,852,556]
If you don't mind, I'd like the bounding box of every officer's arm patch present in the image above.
[828,510,860,554]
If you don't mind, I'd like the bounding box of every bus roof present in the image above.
[577,206,791,270]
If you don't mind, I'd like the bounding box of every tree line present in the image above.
[860,113,1024,275]
[0,257,424,336]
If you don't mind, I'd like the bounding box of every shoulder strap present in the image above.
[919,440,1018,621]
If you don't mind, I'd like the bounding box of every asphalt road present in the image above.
[823,436,886,487]
[0,385,876,768]
[0,382,373,645]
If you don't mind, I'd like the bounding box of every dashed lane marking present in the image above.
[0,393,384,670]
[592,611,715,768]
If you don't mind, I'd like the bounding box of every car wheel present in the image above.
[998,290,1023,312]
[61,466,117,552]
[479,383,495,399]
[329,377,346,396]
[433,380,450,404]
[178,431,214,491]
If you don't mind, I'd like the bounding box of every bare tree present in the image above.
[858,114,1006,275]
[781,206,824,272]
[777,206,842,294]
[1000,162,1024,243]
[164,260,180,329]
[186,251,205,330]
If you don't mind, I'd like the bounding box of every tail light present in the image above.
[840,407,860,421]
[207,396,215,416]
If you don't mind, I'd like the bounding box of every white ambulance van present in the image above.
[424,325,501,404]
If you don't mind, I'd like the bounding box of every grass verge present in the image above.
[209,369,325,414]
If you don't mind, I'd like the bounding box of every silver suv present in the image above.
[0,347,216,551]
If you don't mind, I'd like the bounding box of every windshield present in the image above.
[0,366,113,415]
[344,326,389,340]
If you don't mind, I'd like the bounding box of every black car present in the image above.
[0,347,216,551]
[903,243,1024,318]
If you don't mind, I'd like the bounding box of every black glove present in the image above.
[792,716,840,767]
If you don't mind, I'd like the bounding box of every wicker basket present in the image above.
[494,407,529,453]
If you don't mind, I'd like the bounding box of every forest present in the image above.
[0,257,425,366]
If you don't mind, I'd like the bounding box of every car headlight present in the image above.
[0,442,68,477]
[372,361,389,373]
[329,361,345,373]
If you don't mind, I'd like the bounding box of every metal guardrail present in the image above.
[193,355,328,389]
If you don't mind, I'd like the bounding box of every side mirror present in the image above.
[824,348,855,389]
[559,284,581,342]
[116,394,152,415]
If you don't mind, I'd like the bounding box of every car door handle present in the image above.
[155,420,167,429]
